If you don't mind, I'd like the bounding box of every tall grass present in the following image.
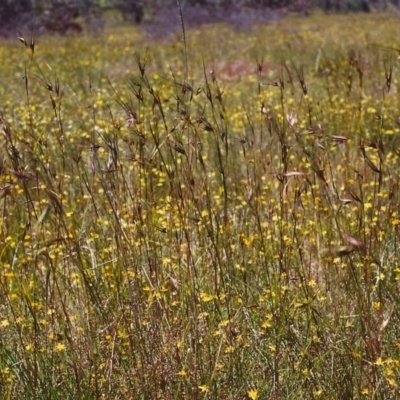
[0,12,400,399]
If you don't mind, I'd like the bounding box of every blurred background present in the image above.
[1,0,399,37]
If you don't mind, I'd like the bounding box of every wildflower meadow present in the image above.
[0,11,400,399]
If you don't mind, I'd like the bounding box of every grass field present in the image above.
[1,11,400,399]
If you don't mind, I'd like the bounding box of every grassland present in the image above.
[0,11,400,399]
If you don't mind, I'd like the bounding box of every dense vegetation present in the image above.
[0,0,398,35]
[0,10,400,399]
